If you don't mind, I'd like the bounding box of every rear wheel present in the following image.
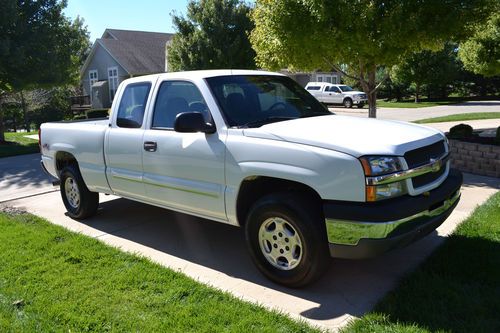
[245,192,330,287]
[343,98,353,108]
[60,165,99,219]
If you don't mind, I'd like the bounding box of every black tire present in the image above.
[357,103,365,109]
[245,192,330,287]
[343,98,353,108]
[60,165,99,219]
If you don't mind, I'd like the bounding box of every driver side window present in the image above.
[152,81,211,129]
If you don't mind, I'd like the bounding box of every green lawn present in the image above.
[414,112,500,124]
[342,191,500,333]
[0,211,318,332]
[0,131,39,158]
[375,100,460,108]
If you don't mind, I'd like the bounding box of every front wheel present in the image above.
[60,165,99,219]
[245,193,330,287]
[343,98,353,108]
[357,102,365,109]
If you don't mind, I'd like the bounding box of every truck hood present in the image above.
[242,115,444,157]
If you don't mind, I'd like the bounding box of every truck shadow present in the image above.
[79,196,449,321]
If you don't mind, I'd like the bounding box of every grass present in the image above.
[375,100,460,108]
[0,131,39,158]
[414,112,500,124]
[0,211,318,332]
[342,191,500,333]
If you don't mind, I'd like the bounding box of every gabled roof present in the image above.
[81,28,174,77]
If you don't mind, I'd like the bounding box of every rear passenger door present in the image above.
[142,80,226,220]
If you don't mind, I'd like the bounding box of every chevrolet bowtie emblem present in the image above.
[430,158,441,172]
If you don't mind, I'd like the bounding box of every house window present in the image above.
[108,66,119,102]
[89,70,98,87]
[88,70,98,102]
[317,74,338,84]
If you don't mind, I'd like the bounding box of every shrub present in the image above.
[87,109,109,119]
[449,123,473,139]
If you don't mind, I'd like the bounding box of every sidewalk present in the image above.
[421,119,500,133]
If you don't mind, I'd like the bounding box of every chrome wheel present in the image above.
[258,217,303,270]
[65,177,80,209]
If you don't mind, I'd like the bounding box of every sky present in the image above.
[63,0,190,41]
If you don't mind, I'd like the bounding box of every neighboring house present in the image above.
[280,70,342,87]
[80,29,174,109]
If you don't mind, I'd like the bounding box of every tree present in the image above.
[391,44,460,102]
[0,0,90,142]
[250,0,493,117]
[167,0,256,71]
[459,13,500,77]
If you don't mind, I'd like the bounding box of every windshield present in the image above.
[206,75,330,127]
[338,85,354,92]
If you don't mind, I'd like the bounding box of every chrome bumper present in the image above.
[325,189,460,246]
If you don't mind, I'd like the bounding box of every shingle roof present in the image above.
[97,29,174,75]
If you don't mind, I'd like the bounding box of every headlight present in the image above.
[360,156,403,176]
[360,156,407,201]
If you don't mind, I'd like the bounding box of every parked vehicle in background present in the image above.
[305,82,367,108]
[40,70,462,287]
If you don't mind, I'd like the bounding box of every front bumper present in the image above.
[324,169,463,259]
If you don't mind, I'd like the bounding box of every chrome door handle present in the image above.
[144,141,157,152]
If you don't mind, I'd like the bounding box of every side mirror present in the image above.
[174,112,215,134]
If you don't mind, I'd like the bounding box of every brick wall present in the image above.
[449,139,500,178]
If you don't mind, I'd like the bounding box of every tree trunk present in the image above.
[415,83,420,103]
[20,91,29,131]
[0,94,5,142]
[367,68,377,118]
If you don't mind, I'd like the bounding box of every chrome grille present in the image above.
[404,140,446,188]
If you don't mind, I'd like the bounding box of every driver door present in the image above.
[142,80,226,220]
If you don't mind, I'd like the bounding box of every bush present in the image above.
[87,109,109,119]
[449,123,473,139]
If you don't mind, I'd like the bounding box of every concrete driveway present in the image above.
[0,153,57,202]
[330,100,500,121]
[2,153,499,331]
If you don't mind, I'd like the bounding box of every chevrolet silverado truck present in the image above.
[305,82,368,108]
[40,70,462,287]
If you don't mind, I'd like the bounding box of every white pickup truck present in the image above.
[40,70,462,287]
[305,82,368,108]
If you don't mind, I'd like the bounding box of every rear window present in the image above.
[306,86,321,91]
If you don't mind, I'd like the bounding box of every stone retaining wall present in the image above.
[449,139,500,178]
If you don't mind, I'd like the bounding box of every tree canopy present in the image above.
[167,0,256,71]
[391,44,460,102]
[251,0,494,117]
[459,13,500,77]
[0,0,90,141]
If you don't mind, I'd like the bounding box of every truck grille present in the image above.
[404,140,446,189]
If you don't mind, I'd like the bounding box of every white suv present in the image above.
[305,82,367,108]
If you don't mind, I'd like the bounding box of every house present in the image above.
[280,70,342,87]
[80,29,174,109]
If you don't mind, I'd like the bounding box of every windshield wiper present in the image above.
[239,116,296,128]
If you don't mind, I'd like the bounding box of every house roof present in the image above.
[81,29,174,76]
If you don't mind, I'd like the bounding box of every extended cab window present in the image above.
[152,81,210,129]
[116,82,151,128]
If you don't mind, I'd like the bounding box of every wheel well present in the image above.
[236,176,322,226]
[343,97,352,102]
[55,151,78,175]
